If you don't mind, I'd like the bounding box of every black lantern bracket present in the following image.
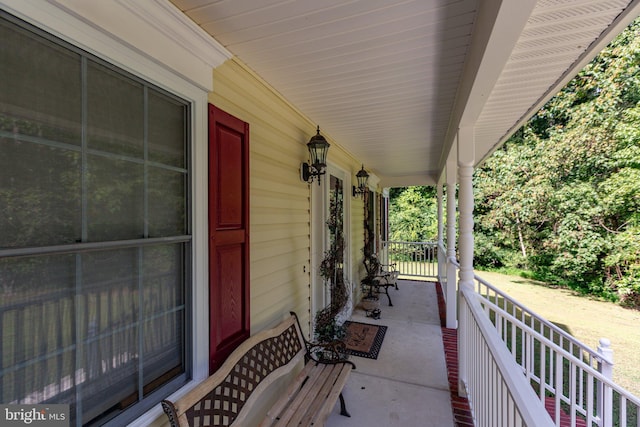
[301,162,325,183]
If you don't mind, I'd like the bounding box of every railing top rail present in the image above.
[460,285,555,426]
[473,271,607,364]
[479,295,640,405]
[447,256,607,364]
[383,240,438,245]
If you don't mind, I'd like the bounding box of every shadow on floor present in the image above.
[325,280,457,427]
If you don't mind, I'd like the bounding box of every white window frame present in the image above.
[0,1,231,425]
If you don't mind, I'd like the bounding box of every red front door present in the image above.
[208,104,250,374]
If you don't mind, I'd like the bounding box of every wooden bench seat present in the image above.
[162,312,355,427]
[260,359,353,426]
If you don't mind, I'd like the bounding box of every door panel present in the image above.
[208,104,250,374]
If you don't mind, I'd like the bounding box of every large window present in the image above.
[0,13,191,426]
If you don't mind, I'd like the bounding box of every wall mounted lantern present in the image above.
[301,126,330,185]
[352,164,369,197]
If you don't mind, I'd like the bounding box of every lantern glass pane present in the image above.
[309,141,328,168]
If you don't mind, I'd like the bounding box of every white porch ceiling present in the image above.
[170,0,640,187]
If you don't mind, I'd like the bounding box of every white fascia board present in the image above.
[458,0,538,128]
[379,174,438,189]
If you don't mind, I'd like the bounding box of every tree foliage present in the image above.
[389,186,438,242]
[474,20,640,306]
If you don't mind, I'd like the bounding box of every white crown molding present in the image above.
[118,0,232,69]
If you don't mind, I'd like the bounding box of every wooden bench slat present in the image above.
[259,363,317,427]
[282,365,340,427]
[314,364,353,425]
[297,364,346,426]
[273,364,334,427]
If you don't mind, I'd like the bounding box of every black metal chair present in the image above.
[362,255,397,306]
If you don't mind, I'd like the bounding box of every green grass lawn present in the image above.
[476,270,640,398]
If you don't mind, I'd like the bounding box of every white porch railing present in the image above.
[472,273,640,427]
[380,240,438,278]
[459,284,555,426]
[450,258,640,427]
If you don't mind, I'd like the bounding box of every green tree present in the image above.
[389,186,438,242]
[474,19,640,306]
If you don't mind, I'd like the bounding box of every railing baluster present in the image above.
[526,333,533,381]
[540,342,547,400]
[587,373,594,426]
[510,314,517,358]
[570,363,577,427]
[17,308,25,402]
[555,353,563,426]
[578,362,584,415]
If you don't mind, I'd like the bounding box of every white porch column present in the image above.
[457,127,474,397]
[437,183,445,284]
[445,150,458,329]
[457,127,475,291]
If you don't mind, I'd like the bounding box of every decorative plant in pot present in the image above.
[313,255,350,361]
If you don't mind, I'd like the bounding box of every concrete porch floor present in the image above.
[325,280,456,427]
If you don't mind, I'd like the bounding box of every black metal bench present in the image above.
[161,312,355,427]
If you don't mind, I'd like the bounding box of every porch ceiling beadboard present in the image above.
[171,0,640,187]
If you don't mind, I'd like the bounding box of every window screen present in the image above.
[0,13,191,426]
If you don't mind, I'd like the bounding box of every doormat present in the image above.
[343,321,387,359]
